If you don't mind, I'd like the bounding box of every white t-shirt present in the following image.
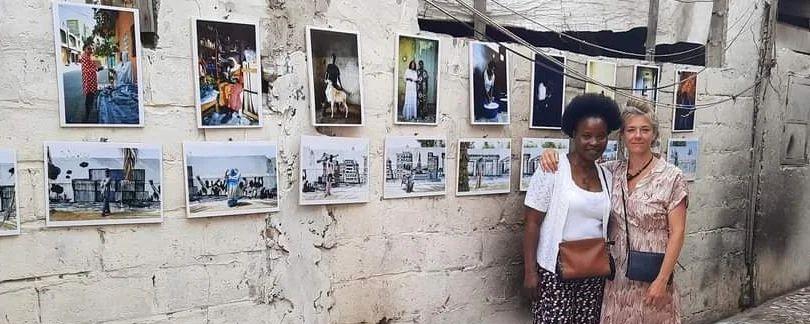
[562,176,609,241]
[524,154,612,272]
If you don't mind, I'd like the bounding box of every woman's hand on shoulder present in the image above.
[540,149,560,173]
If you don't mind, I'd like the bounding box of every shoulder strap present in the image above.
[620,183,632,252]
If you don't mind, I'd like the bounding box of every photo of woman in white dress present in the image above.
[402,60,419,121]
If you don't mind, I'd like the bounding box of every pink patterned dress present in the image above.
[601,157,689,324]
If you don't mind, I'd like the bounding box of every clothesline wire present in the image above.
[424,0,758,93]
[422,0,765,111]
[488,0,705,59]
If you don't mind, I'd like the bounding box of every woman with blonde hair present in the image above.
[540,99,688,323]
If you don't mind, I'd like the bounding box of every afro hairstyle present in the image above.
[561,93,622,137]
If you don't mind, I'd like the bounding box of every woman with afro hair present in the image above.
[538,98,689,324]
[522,93,622,323]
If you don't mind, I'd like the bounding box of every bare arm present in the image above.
[646,199,687,307]
[522,207,545,300]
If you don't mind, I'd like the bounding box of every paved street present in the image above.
[62,63,109,124]
[716,287,810,323]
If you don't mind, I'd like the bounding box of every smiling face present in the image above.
[622,114,656,155]
[573,117,609,162]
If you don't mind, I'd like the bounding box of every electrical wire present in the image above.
[423,0,765,111]
[426,0,756,92]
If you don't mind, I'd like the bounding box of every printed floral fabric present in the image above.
[531,267,605,324]
[600,158,689,324]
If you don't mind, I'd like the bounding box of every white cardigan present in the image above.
[524,154,612,272]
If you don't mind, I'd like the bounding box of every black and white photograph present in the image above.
[469,41,510,125]
[299,136,369,205]
[457,138,511,195]
[0,149,19,236]
[306,27,364,126]
[633,65,661,107]
[520,138,569,191]
[183,142,279,218]
[192,18,262,128]
[530,53,566,129]
[44,142,162,227]
[52,2,143,127]
[383,137,447,199]
[395,34,440,125]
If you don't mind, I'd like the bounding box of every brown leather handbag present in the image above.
[556,238,615,280]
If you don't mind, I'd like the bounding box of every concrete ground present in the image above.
[716,286,810,323]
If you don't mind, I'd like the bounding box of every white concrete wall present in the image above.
[0,0,767,323]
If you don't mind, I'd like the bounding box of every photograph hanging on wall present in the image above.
[673,70,698,132]
[585,60,617,99]
[383,137,447,199]
[183,142,279,218]
[600,140,620,163]
[395,34,440,125]
[530,53,566,129]
[44,142,163,227]
[633,65,660,108]
[520,138,569,191]
[0,149,19,236]
[52,2,143,127]
[192,19,262,128]
[306,27,364,126]
[667,138,699,181]
[457,138,511,195]
[300,136,369,205]
[469,41,510,125]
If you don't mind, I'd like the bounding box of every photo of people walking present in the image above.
[299,136,369,205]
[383,137,446,198]
[45,142,162,227]
[53,3,142,127]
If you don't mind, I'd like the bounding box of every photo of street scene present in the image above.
[184,142,279,218]
[53,3,142,126]
[520,138,569,191]
[457,138,511,196]
[0,149,19,236]
[193,19,262,128]
[45,142,162,226]
[667,138,699,181]
[383,137,446,199]
[300,136,369,205]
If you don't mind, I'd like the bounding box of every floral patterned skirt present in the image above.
[531,267,606,324]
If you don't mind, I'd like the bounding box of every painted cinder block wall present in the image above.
[0,0,778,323]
